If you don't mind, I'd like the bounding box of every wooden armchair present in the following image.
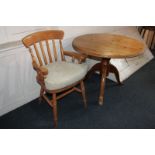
[22,30,88,128]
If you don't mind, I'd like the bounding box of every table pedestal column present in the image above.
[87,58,122,105]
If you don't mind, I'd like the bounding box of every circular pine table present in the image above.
[72,33,144,105]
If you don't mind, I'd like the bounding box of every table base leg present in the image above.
[86,58,122,105]
[86,62,101,79]
[109,63,122,85]
[99,58,110,105]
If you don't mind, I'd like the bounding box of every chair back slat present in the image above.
[59,40,65,61]
[39,41,48,65]
[22,30,65,67]
[34,43,43,66]
[22,30,64,47]
[46,40,53,63]
[28,47,39,69]
[52,39,58,61]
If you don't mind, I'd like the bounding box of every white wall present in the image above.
[0,26,58,44]
[0,27,8,44]
[0,26,123,45]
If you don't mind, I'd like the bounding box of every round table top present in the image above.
[72,33,145,58]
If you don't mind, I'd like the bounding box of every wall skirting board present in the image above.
[0,26,154,116]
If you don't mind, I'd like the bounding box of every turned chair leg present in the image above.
[52,93,58,128]
[39,87,44,103]
[80,81,87,108]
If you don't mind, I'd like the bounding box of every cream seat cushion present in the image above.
[44,61,88,90]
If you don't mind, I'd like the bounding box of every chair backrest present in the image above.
[22,30,65,67]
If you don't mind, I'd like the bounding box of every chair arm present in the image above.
[38,66,48,76]
[35,66,48,86]
[63,50,87,63]
[31,59,48,87]
[32,61,48,76]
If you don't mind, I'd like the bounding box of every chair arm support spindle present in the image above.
[63,50,87,63]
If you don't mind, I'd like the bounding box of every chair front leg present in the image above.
[80,81,87,109]
[39,87,44,103]
[52,93,58,128]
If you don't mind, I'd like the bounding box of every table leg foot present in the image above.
[99,97,104,106]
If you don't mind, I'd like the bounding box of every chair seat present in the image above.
[44,61,88,90]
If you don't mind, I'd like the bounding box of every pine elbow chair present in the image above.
[22,30,88,128]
